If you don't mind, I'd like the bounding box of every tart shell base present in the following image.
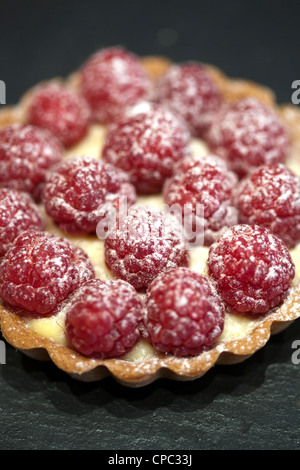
[0,286,299,387]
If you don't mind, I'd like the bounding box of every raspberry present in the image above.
[205,97,290,178]
[80,46,150,123]
[0,230,95,316]
[102,102,191,194]
[27,83,91,148]
[65,278,144,359]
[0,124,63,201]
[145,267,225,356]
[207,225,295,315]
[0,188,45,257]
[236,163,300,248]
[42,156,137,234]
[163,155,238,246]
[104,205,189,290]
[155,63,222,137]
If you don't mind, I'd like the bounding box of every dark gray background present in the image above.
[0,0,300,451]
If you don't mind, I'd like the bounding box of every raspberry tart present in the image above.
[0,48,300,387]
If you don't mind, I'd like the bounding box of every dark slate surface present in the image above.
[0,0,300,451]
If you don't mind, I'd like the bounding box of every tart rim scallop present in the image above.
[1,55,300,387]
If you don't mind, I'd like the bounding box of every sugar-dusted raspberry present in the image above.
[102,102,191,194]
[0,230,95,316]
[207,225,295,315]
[65,278,144,359]
[27,83,91,148]
[0,188,45,257]
[42,156,137,235]
[105,205,189,290]
[155,63,222,137]
[205,97,290,178]
[163,155,238,246]
[80,46,150,123]
[236,163,300,248]
[0,124,63,201]
[145,267,225,356]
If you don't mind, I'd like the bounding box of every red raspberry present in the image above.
[0,124,63,201]
[163,155,238,246]
[0,188,45,257]
[236,163,300,248]
[102,102,191,194]
[0,230,95,316]
[207,225,295,315]
[42,156,137,235]
[27,83,91,148]
[205,97,290,178]
[104,205,189,290]
[155,63,222,137]
[80,46,150,123]
[145,267,225,356]
[65,278,144,359]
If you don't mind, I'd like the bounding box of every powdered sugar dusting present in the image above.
[80,47,151,122]
[0,230,95,315]
[155,62,222,137]
[42,155,137,234]
[0,188,45,257]
[236,163,300,248]
[105,204,188,290]
[207,224,295,314]
[163,154,238,246]
[0,124,63,201]
[206,97,290,178]
[64,278,144,359]
[28,82,91,148]
[102,102,191,193]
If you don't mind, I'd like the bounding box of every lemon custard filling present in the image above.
[23,123,300,360]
